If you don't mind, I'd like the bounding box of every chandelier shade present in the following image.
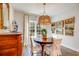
[39,15,51,25]
[38,3,51,25]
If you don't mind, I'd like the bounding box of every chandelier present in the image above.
[38,3,51,25]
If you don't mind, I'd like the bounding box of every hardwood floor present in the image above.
[23,46,79,56]
[61,46,79,56]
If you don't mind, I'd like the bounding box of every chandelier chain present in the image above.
[43,3,46,15]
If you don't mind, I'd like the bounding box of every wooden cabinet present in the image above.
[0,33,22,56]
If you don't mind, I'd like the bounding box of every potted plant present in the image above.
[41,29,47,41]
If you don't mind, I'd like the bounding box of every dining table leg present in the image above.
[41,44,45,56]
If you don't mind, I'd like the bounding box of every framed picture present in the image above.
[65,17,75,36]
[56,21,64,34]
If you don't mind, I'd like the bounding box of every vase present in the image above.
[42,36,47,42]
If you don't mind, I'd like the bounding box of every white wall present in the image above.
[14,11,24,34]
[14,11,24,41]
[52,6,79,52]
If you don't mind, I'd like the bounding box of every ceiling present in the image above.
[12,3,79,16]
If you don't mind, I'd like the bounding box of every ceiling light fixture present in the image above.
[38,3,51,25]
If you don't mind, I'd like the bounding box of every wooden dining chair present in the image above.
[45,39,62,56]
[30,36,41,56]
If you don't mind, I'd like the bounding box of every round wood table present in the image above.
[34,40,53,56]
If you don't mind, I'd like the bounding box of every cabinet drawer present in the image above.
[0,35,17,41]
[0,39,17,50]
[0,48,17,56]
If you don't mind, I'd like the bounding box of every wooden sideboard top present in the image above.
[0,32,21,35]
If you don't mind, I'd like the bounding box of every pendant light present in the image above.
[39,3,51,25]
